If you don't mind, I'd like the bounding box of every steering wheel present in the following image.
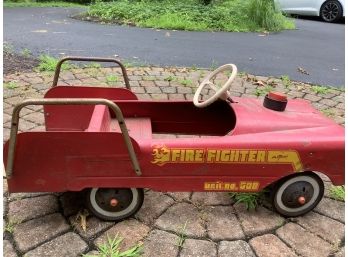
[193,64,237,108]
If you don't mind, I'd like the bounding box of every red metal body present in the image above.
[4,86,344,193]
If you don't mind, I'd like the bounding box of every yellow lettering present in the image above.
[220,150,230,162]
[195,150,204,162]
[171,149,181,162]
[234,151,240,161]
[252,182,259,190]
[248,150,257,162]
[229,183,236,190]
[216,150,221,162]
[240,150,249,162]
[229,151,236,162]
[207,150,216,162]
[180,150,185,161]
[256,151,266,162]
[204,183,211,190]
[185,150,195,162]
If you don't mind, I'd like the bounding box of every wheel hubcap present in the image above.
[323,2,339,21]
[95,188,133,212]
[281,181,314,208]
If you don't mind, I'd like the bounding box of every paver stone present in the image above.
[276,222,332,257]
[142,229,179,257]
[180,239,217,257]
[24,232,88,257]
[249,234,297,257]
[3,240,18,257]
[235,204,284,237]
[191,192,233,206]
[13,213,70,252]
[8,195,59,223]
[314,197,344,223]
[218,240,255,257]
[69,215,114,240]
[135,191,174,224]
[94,219,150,252]
[155,203,206,237]
[206,206,244,241]
[295,211,344,244]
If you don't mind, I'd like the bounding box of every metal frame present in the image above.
[6,98,142,178]
[52,56,131,89]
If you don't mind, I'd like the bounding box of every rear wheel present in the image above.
[272,173,324,217]
[320,0,343,23]
[86,188,144,221]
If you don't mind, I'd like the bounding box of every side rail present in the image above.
[52,56,131,90]
[6,98,142,178]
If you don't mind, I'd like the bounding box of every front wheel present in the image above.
[271,173,324,217]
[320,0,343,22]
[86,188,144,221]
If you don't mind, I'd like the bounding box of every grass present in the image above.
[87,0,295,32]
[329,186,344,201]
[176,221,188,248]
[164,75,177,82]
[190,65,198,71]
[5,223,15,233]
[84,234,142,257]
[4,220,20,233]
[4,81,19,90]
[4,42,14,54]
[179,79,193,86]
[280,75,291,88]
[247,0,293,32]
[311,85,332,95]
[21,48,32,58]
[321,109,335,118]
[4,0,84,8]
[36,54,73,72]
[255,85,273,96]
[229,191,267,210]
[85,62,102,69]
[106,75,119,84]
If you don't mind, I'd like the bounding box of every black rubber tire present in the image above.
[320,0,343,23]
[271,172,324,217]
[86,188,144,221]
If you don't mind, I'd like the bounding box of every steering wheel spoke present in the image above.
[193,64,237,108]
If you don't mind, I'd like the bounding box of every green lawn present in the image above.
[4,1,83,8]
[86,0,295,32]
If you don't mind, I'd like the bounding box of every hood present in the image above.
[231,97,341,135]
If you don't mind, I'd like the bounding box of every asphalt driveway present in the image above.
[3,7,345,87]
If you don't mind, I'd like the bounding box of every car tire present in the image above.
[320,0,343,22]
[271,172,324,217]
[86,187,144,221]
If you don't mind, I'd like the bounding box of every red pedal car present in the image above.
[4,57,344,221]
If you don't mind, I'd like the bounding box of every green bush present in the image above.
[87,0,294,32]
[247,0,290,31]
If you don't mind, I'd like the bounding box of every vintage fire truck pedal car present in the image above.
[4,57,344,221]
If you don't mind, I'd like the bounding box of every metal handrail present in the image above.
[52,56,131,89]
[6,98,142,178]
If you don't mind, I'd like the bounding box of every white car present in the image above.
[277,0,345,22]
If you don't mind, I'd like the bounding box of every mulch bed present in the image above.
[4,52,39,75]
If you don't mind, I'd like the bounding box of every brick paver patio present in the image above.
[3,66,345,257]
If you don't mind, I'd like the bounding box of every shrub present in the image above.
[87,0,294,32]
[247,0,291,31]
